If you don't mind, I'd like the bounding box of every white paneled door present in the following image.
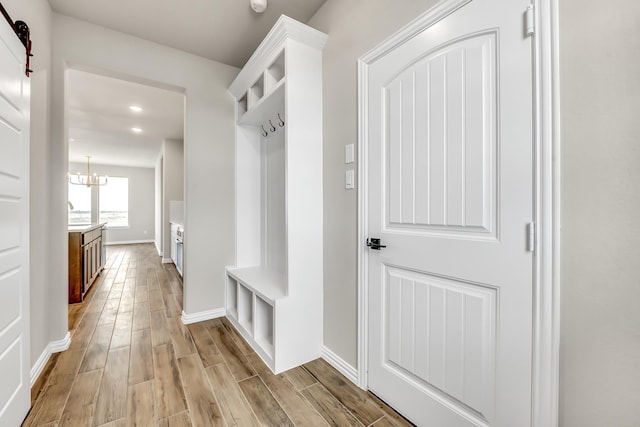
[364,0,534,425]
[0,15,30,427]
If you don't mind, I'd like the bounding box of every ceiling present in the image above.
[57,0,327,169]
[48,0,328,68]
[67,69,184,168]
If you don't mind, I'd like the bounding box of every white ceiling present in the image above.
[67,69,185,168]
[48,0,328,68]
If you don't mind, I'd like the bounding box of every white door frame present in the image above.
[356,0,561,426]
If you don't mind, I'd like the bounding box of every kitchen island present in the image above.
[68,223,106,303]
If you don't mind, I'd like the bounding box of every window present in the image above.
[99,177,129,227]
[68,183,92,224]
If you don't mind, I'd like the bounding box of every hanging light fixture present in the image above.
[69,156,108,187]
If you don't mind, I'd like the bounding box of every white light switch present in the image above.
[345,144,355,164]
[345,169,355,189]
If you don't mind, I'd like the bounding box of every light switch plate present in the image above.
[345,144,355,164]
[345,169,355,189]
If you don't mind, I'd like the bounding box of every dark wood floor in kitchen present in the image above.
[22,243,412,427]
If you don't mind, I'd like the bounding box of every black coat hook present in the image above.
[269,120,276,132]
[277,113,285,127]
[261,125,268,137]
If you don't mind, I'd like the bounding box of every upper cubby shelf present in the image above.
[238,78,285,126]
[230,14,328,123]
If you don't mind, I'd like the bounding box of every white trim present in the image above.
[30,348,50,388]
[360,0,472,65]
[30,332,71,387]
[161,258,173,264]
[356,0,561,424]
[49,332,72,353]
[321,346,359,386]
[103,239,154,246]
[356,54,369,389]
[531,1,561,426]
[181,308,226,325]
[154,240,163,256]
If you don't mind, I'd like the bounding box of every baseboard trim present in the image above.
[31,332,71,387]
[321,345,359,385]
[104,239,154,246]
[181,308,226,325]
[162,258,173,264]
[50,332,71,353]
[154,241,163,256]
[30,348,50,388]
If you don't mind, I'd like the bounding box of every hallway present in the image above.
[22,244,411,426]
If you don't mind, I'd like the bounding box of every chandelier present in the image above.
[69,156,108,187]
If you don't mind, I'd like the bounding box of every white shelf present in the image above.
[226,266,286,304]
[237,79,285,126]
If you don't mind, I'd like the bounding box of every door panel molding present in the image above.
[357,0,560,426]
[382,29,498,238]
[382,264,497,420]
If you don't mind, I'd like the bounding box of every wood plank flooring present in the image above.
[23,244,413,427]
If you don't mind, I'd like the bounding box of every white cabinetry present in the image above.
[170,223,178,264]
[170,222,183,277]
[227,16,327,374]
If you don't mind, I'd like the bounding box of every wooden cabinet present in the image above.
[226,16,327,374]
[69,224,105,303]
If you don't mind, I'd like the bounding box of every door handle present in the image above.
[366,238,386,250]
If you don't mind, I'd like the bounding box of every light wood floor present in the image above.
[22,243,413,427]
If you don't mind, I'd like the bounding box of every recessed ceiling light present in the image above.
[129,105,143,113]
[69,138,75,142]
[131,127,142,133]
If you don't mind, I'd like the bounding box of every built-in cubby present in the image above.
[266,51,285,91]
[248,78,264,108]
[226,15,327,374]
[237,285,253,331]
[255,297,274,354]
[237,93,247,120]
[226,276,238,318]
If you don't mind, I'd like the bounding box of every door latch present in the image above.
[366,238,386,250]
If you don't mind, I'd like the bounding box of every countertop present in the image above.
[68,223,107,233]
[170,221,184,228]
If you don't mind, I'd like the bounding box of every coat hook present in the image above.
[269,120,276,132]
[277,113,285,127]
[261,125,268,137]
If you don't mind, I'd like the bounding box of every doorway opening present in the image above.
[64,68,186,306]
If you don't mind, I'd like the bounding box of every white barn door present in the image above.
[363,0,535,425]
[0,13,30,427]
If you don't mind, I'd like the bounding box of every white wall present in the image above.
[50,14,238,344]
[162,139,184,261]
[69,163,155,244]
[307,0,440,367]
[155,155,163,254]
[559,0,640,425]
[2,0,54,369]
